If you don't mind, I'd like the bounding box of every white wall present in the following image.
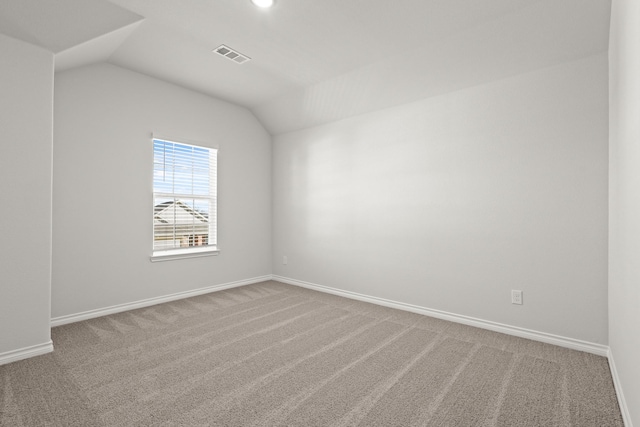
[609,0,640,423]
[273,54,609,345]
[0,34,53,356]
[52,63,271,318]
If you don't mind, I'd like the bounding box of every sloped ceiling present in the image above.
[0,0,611,135]
[0,0,143,53]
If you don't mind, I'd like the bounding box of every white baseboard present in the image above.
[50,275,273,327]
[0,340,54,366]
[608,349,633,427]
[272,275,609,357]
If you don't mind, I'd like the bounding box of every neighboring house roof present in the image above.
[154,200,208,225]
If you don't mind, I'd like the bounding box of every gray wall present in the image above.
[0,34,53,355]
[609,0,640,423]
[52,63,271,318]
[273,54,609,345]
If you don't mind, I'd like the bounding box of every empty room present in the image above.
[0,0,638,425]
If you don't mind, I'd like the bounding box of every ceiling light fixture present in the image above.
[251,0,274,8]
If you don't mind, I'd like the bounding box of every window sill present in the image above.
[150,247,220,262]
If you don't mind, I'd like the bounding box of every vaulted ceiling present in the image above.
[0,0,611,134]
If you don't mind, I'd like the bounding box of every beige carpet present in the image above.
[0,281,624,426]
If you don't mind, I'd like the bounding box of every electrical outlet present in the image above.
[283,255,288,265]
[511,290,523,305]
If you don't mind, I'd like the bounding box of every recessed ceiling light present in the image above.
[251,0,274,8]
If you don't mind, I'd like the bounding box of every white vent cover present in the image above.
[213,45,251,64]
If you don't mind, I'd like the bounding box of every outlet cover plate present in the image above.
[511,290,523,305]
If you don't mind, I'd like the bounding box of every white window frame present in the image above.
[150,135,219,262]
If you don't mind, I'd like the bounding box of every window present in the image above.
[151,137,218,261]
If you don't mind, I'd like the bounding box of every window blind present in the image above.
[153,138,217,253]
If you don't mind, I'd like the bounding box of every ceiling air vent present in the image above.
[213,45,251,64]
